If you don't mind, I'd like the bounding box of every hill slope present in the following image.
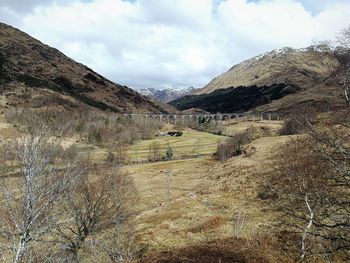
[196,47,339,95]
[0,23,173,113]
[170,47,346,113]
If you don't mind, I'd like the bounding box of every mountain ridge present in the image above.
[137,86,195,103]
[170,46,347,113]
[194,47,339,95]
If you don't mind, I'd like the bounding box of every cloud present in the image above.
[0,0,73,13]
[1,0,350,90]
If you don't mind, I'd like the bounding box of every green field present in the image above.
[127,128,228,162]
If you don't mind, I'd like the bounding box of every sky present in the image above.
[1,0,350,90]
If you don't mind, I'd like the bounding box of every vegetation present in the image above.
[264,112,350,261]
[0,122,138,262]
[4,108,162,146]
[1,22,350,263]
[188,118,225,135]
[215,126,270,161]
[169,83,299,112]
[128,128,225,162]
[0,52,11,84]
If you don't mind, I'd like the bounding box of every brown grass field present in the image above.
[0,114,300,262]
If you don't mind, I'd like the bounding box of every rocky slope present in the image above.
[170,47,347,113]
[0,22,173,113]
[137,86,195,103]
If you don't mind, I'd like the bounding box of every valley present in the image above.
[0,110,288,262]
[0,19,349,263]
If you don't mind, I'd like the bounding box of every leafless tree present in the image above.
[337,26,350,49]
[266,112,350,260]
[335,26,350,106]
[90,214,143,263]
[50,165,137,262]
[267,137,329,260]
[0,127,83,263]
[310,39,334,53]
[148,142,161,162]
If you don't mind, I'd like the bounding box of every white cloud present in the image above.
[1,0,350,90]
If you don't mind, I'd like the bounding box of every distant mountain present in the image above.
[137,87,196,103]
[0,22,174,113]
[170,47,348,113]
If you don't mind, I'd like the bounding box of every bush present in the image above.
[187,119,224,135]
[88,129,102,144]
[280,108,316,135]
[148,142,161,162]
[165,145,173,160]
[215,127,256,161]
[280,116,307,135]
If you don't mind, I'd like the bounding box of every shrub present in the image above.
[148,142,161,162]
[280,108,316,135]
[106,151,115,163]
[165,145,173,160]
[75,121,85,133]
[88,129,102,144]
[280,116,307,135]
[215,127,256,161]
[187,119,224,135]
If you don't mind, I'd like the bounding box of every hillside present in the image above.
[0,23,173,113]
[170,47,347,113]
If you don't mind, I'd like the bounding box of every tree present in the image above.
[266,112,350,260]
[165,144,173,161]
[0,127,83,263]
[148,142,161,162]
[50,165,137,262]
[267,138,330,259]
[335,26,350,106]
[337,26,350,49]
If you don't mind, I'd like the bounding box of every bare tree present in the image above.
[91,214,143,263]
[50,165,137,262]
[148,142,161,162]
[310,39,333,53]
[266,112,350,260]
[335,26,350,106]
[267,137,329,260]
[337,26,350,49]
[0,127,83,263]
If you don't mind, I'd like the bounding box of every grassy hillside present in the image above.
[180,47,347,113]
[0,22,174,113]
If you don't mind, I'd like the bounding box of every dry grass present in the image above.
[124,134,292,255]
[0,112,313,262]
[223,120,283,136]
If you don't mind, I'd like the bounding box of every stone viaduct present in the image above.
[123,112,281,124]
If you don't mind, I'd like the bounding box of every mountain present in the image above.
[137,86,196,103]
[170,47,348,113]
[0,23,173,113]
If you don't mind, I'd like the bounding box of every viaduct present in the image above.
[123,112,281,124]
